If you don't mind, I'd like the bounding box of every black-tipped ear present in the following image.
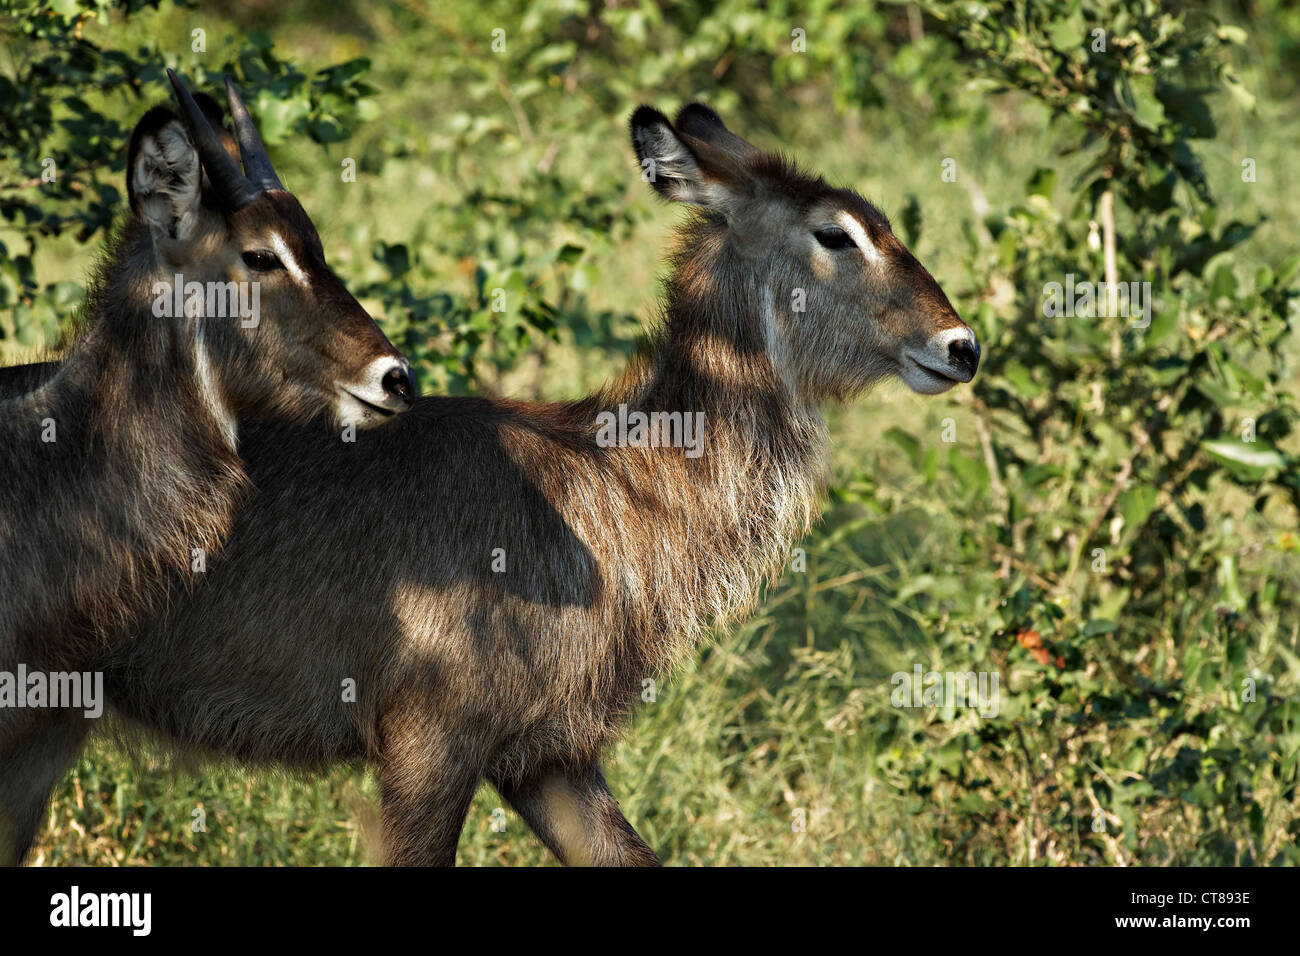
[629,105,673,138]
[675,103,760,163]
[127,106,203,241]
[674,104,726,137]
[629,104,743,209]
[629,106,679,200]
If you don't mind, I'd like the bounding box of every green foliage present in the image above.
[867,0,1300,863]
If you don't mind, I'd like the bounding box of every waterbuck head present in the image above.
[630,104,979,399]
[125,71,414,427]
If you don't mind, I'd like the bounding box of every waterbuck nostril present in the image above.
[381,364,415,407]
[948,337,980,379]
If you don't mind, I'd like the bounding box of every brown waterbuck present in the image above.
[0,72,413,864]
[8,103,978,866]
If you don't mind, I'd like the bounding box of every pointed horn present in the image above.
[224,75,283,192]
[166,68,261,211]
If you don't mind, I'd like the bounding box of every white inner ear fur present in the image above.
[635,123,700,186]
[132,122,202,241]
[269,231,308,286]
[834,211,885,266]
[636,122,733,209]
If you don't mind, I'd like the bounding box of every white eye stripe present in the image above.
[269,231,308,285]
[834,212,884,265]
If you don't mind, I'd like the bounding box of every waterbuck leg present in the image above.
[378,762,482,866]
[490,763,661,867]
[0,710,91,865]
[376,708,486,866]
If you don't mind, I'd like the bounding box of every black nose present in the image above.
[381,364,415,407]
[948,336,981,380]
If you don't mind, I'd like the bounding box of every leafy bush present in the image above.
[861,0,1300,863]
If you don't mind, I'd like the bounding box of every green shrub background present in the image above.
[2,0,1297,865]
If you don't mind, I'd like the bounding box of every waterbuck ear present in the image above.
[127,105,203,241]
[629,105,745,210]
[674,104,761,165]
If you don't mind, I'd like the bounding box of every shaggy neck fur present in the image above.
[0,225,247,668]
[573,216,829,682]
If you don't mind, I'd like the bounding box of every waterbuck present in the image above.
[12,104,979,866]
[0,72,413,864]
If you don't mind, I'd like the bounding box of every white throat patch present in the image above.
[193,323,238,450]
[761,284,797,396]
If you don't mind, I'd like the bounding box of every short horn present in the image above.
[166,69,261,211]
[224,75,283,192]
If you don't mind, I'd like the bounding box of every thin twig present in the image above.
[1061,424,1151,594]
[1100,188,1120,364]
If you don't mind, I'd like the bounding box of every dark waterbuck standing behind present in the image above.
[0,72,413,864]
[10,103,979,866]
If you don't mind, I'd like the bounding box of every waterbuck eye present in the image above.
[241,250,285,272]
[814,227,856,251]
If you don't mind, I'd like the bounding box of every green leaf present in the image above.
[251,93,310,145]
[373,241,411,277]
[1046,15,1085,53]
[1223,73,1256,111]
[1156,84,1216,139]
[1119,483,1158,531]
[567,262,601,292]
[1202,438,1285,472]
[1128,75,1166,131]
[884,426,922,468]
[1218,554,1247,611]
[1026,167,1056,201]
[1209,261,1238,301]
[948,449,990,497]
[1000,361,1045,399]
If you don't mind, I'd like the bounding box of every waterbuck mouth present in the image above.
[898,355,970,395]
[898,328,980,395]
[334,385,404,428]
[332,359,415,427]
[341,388,399,417]
[907,356,969,385]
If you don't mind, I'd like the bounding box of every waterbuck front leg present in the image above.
[378,766,481,866]
[376,708,487,866]
[490,762,661,867]
[0,710,91,865]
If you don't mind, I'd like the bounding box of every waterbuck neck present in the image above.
[0,224,247,663]
[588,217,830,658]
